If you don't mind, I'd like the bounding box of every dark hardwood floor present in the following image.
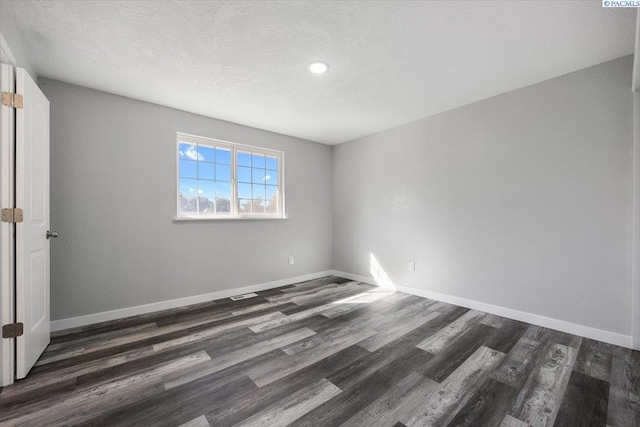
[0,276,638,426]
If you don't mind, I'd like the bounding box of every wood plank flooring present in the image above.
[0,276,638,426]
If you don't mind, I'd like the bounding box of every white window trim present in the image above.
[175,132,286,220]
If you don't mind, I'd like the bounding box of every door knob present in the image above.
[46,230,59,239]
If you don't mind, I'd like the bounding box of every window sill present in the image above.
[173,216,288,223]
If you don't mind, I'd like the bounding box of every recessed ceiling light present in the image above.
[308,61,329,74]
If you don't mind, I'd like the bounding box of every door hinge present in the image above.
[2,323,24,339]
[1,91,23,109]
[1,208,23,223]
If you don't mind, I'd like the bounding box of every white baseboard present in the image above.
[330,270,633,349]
[52,268,634,349]
[51,270,335,332]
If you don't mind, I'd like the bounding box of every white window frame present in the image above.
[176,132,285,220]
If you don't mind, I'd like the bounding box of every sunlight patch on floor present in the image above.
[331,290,395,305]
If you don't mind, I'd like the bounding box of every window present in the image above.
[177,133,284,219]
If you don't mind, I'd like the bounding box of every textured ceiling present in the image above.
[3,0,637,145]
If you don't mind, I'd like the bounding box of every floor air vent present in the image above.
[230,292,258,301]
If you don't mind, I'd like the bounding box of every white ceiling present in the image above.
[3,0,637,145]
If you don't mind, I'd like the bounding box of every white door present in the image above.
[15,67,50,379]
[0,63,16,386]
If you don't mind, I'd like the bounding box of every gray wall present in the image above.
[634,91,640,348]
[333,56,634,336]
[0,2,35,78]
[40,79,333,321]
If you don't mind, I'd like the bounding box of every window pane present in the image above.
[252,153,265,168]
[215,148,231,165]
[251,200,265,214]
[179,178,198,213]
[252,168,267,183]
[266,155,278,170]
[265,170,277,185]
[198,197,214,213]
[178,134,283,219]
[179,160,197,178]
[179,142,196,158]
[266,185,278,200]
[197,145,215,162]
[252,184,265,200]
[198,180,215,198]
[216,181,231,199]
[179,178,198,197]
[238,166,251,183]
[181,144,203,161]
[216,198,231,213]
[239,199,251,214]
[265,194,278,214]
[216,164,231,181]
[198,162,215,180]
[238,183,251,199]
[179,197,197,213]
[238,151,251,167]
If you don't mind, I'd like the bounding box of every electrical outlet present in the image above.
[289,256,295,265]
[408,261,415,272]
